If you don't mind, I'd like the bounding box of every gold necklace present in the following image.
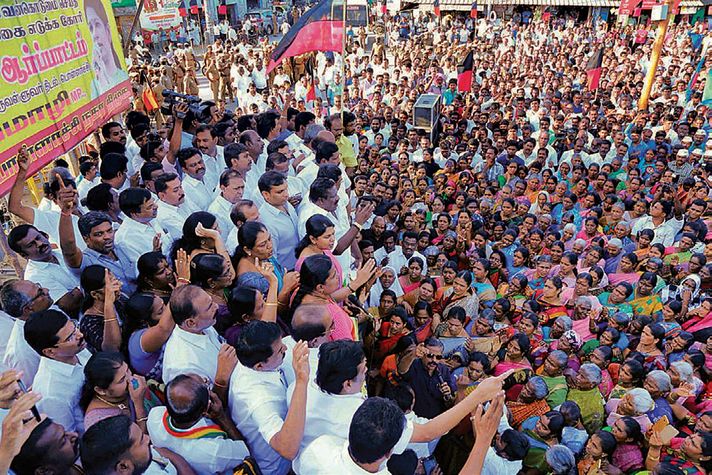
[95,394,129,411]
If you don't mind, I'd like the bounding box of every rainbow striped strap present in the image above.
[162,412,228,439]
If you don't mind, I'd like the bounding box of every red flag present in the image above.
[267,0,344,73]
[142,88,159,112]
[305,55,317,102]
[586,48,604,91]
[457,51,473,93]
[470,1,478,18]
[434,0,440,17]
[190,4,198,14]
[218,4,227,15]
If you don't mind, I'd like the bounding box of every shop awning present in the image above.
[412,0,621,8]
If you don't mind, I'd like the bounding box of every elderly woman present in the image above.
[545,444,577,475]
[557,330,582,373]
[644,370,674,424]
[539,350,569,408]
[506,376,551,430]
[606,387,655,433]
[566,363,605,434]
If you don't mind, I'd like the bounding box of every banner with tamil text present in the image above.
[0,0,132,196]
[139,0,183,31]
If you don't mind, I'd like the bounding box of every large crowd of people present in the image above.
[0,8,712,475]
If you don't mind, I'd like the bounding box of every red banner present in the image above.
[619,0,642,15]
[0,82,132,197]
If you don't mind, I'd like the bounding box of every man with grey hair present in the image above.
[567,363,605,433]
[644,370,674,424]
[0,279,54,386]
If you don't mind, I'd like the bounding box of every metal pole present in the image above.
[638,0,672,110]
[340,0,347,117]
[123,0,145,52]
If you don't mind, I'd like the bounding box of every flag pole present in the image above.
[638,0,672,111]
[340,0,347,118]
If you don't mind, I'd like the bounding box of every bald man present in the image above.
[281,304,332,386]
[147,374,248,474]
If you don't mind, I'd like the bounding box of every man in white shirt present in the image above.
[482,428,530,475]
[7,224,82,315]
[76,162,99,202]
[208,170,245,243]
[162,285,236,405]
[25,309,92,434]
[0,280,53,386]
[147,374,249,474]
[297,375,509,475]
[386,231,428,275]
[155,173,195,244]
[298,177,372,274]
[631,199,676,246]
[177,147,215,211]
[114,188,167,270]
[258,171,300,270]
[281,304,332,386]
[290,340,367,471]
[194,124,224,191]
[251,59,268,91]
[229,320,310,475]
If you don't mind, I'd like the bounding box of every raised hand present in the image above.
[0,391,43,459]
[104,269,122,303]
[16,145,30,173]
[174,248,191,284]
[292,341,310,384]
[215,344,238,387]
[55,174,76,212]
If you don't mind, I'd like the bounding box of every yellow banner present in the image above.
[0,0,132,195]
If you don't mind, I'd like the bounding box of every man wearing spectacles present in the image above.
[23,310,92,434]
[0,280,54,387]
[396,337,456,419]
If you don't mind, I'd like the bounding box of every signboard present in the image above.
[139,0,183,30]
[0,0,132,197]
[618,0,641,16]
[110,0,137,7]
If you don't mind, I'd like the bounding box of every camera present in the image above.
[160,90,208,121]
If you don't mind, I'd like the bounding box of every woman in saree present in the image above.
[493,332,533,377]
[608,252,641,286]
[471,258,497,307]
[534,277,568,327]
[630,323,667,372]
[609,358,646,400]
[411,301,438,342]
[498,274,532,318]
[434,261,458,299]
[401,277,439,314]
[398,256,425,295]
[556,252,578,289]
[439,270,480,320]
[538,350,570,408]
[630,271,663,319]
[598,282,635,316]
[487,250,508,290]
[524,255,554,292]
[366,306,413,365]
